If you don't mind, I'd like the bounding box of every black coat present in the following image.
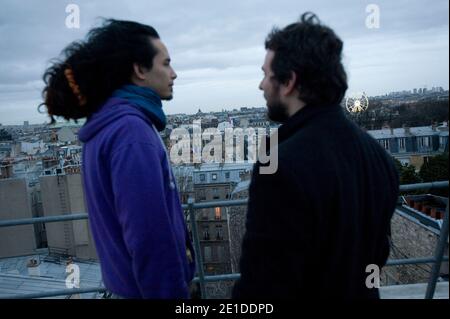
[232,103,399,299]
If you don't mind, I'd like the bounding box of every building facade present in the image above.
[190,163,252,298]
[368,123,449,169]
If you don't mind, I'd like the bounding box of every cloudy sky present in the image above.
[0,0,448,125]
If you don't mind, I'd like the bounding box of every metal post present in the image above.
[3,287,107,299]
[425,200,449,299]
[188,197,206,298]
[0,213,88,227]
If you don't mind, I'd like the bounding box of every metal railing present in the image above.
[0,181,448,299]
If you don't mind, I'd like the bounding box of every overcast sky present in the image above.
[0,0,448,125]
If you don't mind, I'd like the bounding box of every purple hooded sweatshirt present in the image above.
[78,97,195,299]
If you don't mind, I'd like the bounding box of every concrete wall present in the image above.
[227,190,248,274]
[40,174,97,260]
[0,178,36,258]
[381,211,449,285]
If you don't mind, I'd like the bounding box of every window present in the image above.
[200,174,206,182]
[212,173,217,181]
[204,246,212,262]
[203,228,210,240]
[418,136,430,148]
[213,188,220,200]
[399,138,406,151]
[217,246,224,260]
[215,207,222,220]
[225,172,230,179]
[198,189,206,201]
[215,224,223,240]
[379,139,389,150]
[439,136,448,150]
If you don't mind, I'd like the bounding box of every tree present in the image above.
[0,129,12,141]
[420,153,449,182]
[400,164,422,185]
[419,153,449,197]
[393,158,422,185]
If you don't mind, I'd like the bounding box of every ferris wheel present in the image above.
[345,92,369,113]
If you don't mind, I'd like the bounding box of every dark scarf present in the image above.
[112,84,167,131]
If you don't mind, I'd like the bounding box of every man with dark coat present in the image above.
[232,13,399,299]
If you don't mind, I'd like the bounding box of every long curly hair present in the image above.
[39,19,160,124]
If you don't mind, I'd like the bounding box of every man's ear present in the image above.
[132,63,148,81]
[281,71,297,96]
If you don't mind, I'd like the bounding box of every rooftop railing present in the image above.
[0,181,448,299]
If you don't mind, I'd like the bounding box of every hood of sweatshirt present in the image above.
[78,97,152,143]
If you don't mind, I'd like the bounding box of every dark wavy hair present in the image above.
[39,19,160,124]
[265,12,348,106]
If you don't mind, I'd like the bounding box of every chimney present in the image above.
[437,121,449,131]
[402,124,411,135]
[431,122,437,131]
[381,122,393,135]
[422,205,432,216]
[0,162,13,179]
[414,201,423,211]
[27,258,41,277]
[430,207,439,219]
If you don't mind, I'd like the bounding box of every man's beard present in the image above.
[161,94,173,101]
[266,95,289,123]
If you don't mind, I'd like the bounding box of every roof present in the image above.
[0,253,103,299]
[367,126,444,139]
[231,180,251,195]
[194,162,253,173]
[395,194,445,233]
[48,120,86,129]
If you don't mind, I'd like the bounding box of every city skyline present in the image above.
[0,0,449,125]
[0,84,448,126]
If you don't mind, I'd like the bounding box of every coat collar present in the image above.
[277,103,344,143]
